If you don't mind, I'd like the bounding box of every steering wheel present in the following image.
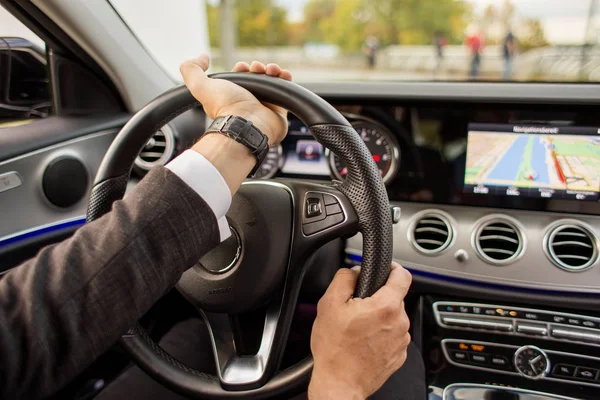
[86,73,393,399]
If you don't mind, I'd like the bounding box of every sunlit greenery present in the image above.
[206,0,547,51]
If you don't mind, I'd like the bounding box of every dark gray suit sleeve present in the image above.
[0,166,221,399]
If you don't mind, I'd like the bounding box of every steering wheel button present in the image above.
[303,213,344,236]
[325,203,342,215]
[305,197,323,218]
[323,193,338,205]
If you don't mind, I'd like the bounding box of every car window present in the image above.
[112,0,600,84]
[0,5,51,126]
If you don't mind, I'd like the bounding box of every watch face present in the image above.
[514,346,550,379]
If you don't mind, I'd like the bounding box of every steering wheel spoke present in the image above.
[201,305,281,390]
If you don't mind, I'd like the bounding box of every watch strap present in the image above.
[205,115,270,176]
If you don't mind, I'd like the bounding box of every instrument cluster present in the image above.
[254,115,401,185]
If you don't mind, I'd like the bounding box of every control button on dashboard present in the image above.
[551,328,600,344]
[469,353,489,364]
[552,315,567,324]
[575,367,598,380]
[516,323,548,336]
[552,364,576,378]
[567,318,582,326]
[442,317,513,332]
[490,356,510,369]
[582,320,597,329]
[523,312,541,321]
[449,350,468,362]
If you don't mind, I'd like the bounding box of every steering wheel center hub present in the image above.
[199,227,241,274]
[177,182,292,314]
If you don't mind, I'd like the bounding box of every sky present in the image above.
[274,0,599,44]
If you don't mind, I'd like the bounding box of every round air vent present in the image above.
[409,212,453,254]
[546,223,598,272]
[135,124,175,171]
[473,217,523,265]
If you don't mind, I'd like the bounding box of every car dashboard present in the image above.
[260,94,600,399]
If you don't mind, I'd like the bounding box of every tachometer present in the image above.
[328,120,400,184]
[253,145,283,179]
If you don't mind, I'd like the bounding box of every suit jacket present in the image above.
[0,167,221,399]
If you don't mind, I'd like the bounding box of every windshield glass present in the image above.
[118,0,600,83]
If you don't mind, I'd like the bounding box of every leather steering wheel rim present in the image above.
[86,73,393,398]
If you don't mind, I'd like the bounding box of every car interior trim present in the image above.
[346,253,600,299]
[441,339,600,388]
[0,216,85,250]
[442,383,580,400]
[302,82,600,105]
[346,202,600,294]
[434,301,600,347]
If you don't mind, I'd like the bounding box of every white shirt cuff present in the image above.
[166,150,232,242]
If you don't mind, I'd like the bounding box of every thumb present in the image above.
[180,54,212,104]
[323,267,360,304]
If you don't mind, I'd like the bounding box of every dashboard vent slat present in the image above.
[410,212,453,255]
[474,219,523,265]
[547,224,597,272]
[135,124,176,171]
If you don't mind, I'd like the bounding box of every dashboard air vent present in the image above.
[410,213,453,254]
[474,219,523,265]
[135,124,175,171]
[547,224,598,272]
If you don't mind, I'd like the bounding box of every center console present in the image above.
[424,298,600,400]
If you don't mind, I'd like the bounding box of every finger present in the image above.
[249,61,267,74]
[372,262,412,301]
[322,266,360,303]
[265,63,282,77]
[180,54,212,103]
[232,61,250,73]
[279,69,293,81]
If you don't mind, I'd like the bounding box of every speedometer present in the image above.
[328,120,400,185]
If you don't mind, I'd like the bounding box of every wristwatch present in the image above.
[205,115,270,176]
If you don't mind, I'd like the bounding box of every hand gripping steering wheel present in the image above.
[86,74,393,399]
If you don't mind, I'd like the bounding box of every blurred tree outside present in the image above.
[298,0,470,50]
[517,19,549,51]
[206,0,548,53]
[207,0,290,47]
[474,0,548,50]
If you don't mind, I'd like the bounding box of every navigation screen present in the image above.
[464,123,600,201]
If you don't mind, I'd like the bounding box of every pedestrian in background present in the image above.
[434,31,447,77]
[465,30,483,79]
[503,31,516,80]
[364,35,379,69]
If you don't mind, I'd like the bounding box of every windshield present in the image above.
[116,0,600,83]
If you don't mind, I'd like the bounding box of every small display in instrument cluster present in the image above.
[280,119,330,176]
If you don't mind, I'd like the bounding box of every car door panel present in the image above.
[0,115,128,272]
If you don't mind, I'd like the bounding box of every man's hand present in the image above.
[180,54,291,145]
[179,55,292,195]
[308,262,412,400]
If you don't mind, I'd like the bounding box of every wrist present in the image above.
[191,133,255,196]
[215,108,279,145]
[308,366,366,400]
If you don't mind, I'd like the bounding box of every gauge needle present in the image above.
[529,355,542,366]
